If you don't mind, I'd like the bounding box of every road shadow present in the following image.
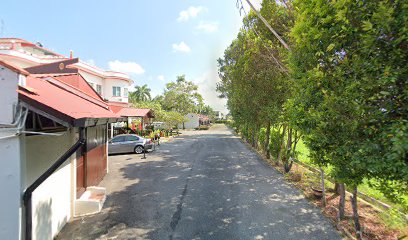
[57,128,341,240]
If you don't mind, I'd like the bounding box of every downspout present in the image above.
[22,128,86,240]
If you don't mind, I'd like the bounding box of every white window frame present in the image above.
[96,84,102,95]
[124,88,129,97]
[112,86,121,97]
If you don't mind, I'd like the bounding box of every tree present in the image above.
[161,75,203,116]
[217,1,293,158]
[289,0,407,238]
[129,84,151,103]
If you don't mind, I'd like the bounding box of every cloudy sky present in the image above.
[0,0,261,113]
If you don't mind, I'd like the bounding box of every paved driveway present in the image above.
[57,124,342,240]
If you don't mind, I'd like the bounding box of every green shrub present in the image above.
[258,127,267,149]
[195,125,210,130]
[269,129,281,160]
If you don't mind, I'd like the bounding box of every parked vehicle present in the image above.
[108,134,153,154]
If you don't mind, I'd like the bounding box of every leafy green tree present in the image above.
[129,84,151,102]
[162,75,203,115]
[218,1,293,159]
[289,0,407,237]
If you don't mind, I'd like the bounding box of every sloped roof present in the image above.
[0,60,30,75]
[49,73,103,101]
[18,75,123,127]
[109,105,154,118]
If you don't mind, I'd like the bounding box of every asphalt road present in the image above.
[57,124,342,240]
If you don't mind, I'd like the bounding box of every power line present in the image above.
[236,0,288,73]
[243,0,290,51]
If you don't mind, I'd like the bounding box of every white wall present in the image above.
[104,78,129,103]
[178,113,200,129]
[79,70,104,96]
[0,65,22,240]
[24,130,76,240]
[0,65,19,123]
[0,130,22,240]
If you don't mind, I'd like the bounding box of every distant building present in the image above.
[214,111,224,120]
[178,113,211,129]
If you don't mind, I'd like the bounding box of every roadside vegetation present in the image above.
[217,0,407,239]
[129,75,217,131]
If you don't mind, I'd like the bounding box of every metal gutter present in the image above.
[22,128,85,240]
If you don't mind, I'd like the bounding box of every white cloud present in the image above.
[177,6,204,22]
[157,75,165,81]
[194,70,228,114]
[108,60,145,75]
[172,41,191,53]
[196,21,219,33]
[83,59,96,66]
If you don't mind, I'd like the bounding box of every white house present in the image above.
[0,61,124,240]
[0,38,133,105]
[178,113,200,129]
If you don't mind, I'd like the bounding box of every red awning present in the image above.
[18,76,124,127]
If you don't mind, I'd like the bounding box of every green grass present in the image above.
[295,139,408,213]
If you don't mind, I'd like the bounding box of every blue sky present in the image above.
[0,1,260,113]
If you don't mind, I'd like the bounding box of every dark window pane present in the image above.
[125,135,139,142]
[112,136,126,142]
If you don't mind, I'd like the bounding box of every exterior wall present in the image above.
[0,130,22,240]
[178,113,200,129]
[24,130,76,240]
[0,65,21,240]
[104,78,129,103]
[78,70,105,97]
[0,66,19,123]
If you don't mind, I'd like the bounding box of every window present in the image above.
[125,135,139,142]
[96,84,102,95]
[124,88,129,97]
[112,136,126,143]
[112,86,121,97]
[89,82,95,88]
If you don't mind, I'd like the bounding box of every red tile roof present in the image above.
[50,73,102,100]
[18,76,122,126]
[109,105,154,118]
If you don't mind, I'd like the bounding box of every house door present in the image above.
[76,149,86,198]
[86,125,108,186]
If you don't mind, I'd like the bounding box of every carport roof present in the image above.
[109,106,155,118]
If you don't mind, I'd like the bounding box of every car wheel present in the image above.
[134,145,144,154]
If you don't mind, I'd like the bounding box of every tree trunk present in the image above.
[293,130,299,153]
[320,167,326,207]
[286,127,293,157]
[254,125,259,149]
[334,182,340,194]
[351,186,363,240]
[251,126,256,148]
[265,121,271,159]
[338,183,346,220]
[277,124,287,162]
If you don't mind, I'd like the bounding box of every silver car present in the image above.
[108,134,153,154]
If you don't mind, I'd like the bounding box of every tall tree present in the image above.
[161,75,203,115]
[129,84,151,103]
[289,0,407,237]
